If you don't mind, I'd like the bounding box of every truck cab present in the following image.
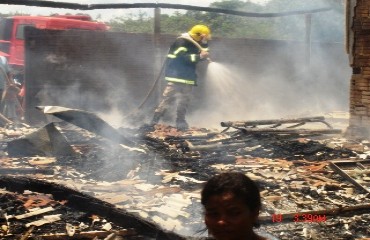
[0,15,108,72]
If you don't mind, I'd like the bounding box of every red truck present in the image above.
[0,14,108,74]
[0,15,109,121]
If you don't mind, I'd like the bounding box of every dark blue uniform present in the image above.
[165,37,208,86]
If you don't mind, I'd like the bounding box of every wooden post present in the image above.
[153,7,163,100]
[154,7,161,45]
[305,14,312,66]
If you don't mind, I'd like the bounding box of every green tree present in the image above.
[107,0,344,42]
[108,11,153,33]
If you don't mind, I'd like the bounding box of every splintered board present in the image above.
[330,159,370,194]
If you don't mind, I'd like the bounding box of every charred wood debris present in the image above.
[0,107,369,240]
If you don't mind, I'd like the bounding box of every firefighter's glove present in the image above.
[200,50,209,60]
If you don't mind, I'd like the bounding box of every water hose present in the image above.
[137,57,167,109]
[178,33,211,62]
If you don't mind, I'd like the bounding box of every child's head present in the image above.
[201,172,262,240]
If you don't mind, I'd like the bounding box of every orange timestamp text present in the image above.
[272,213,327,223]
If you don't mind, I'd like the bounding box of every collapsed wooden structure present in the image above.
[0,108,369,239]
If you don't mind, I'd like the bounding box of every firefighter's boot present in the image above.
[176,118,189,131]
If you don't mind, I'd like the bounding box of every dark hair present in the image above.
[201,172,261,213]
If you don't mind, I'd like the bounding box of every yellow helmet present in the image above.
[188,25,211,42]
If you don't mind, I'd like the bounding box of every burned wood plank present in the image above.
[164,132,219,141]
[40,229,136,240]
[0,168,54,175]
[14,206,55,219]
[19,226,34,240]
[25,214,61,227]
[233,128,342,135]
[28,157,56,166]
[187,142,246,152]
[221,116,333,129]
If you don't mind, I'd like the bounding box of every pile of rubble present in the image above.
[0,107,369,239]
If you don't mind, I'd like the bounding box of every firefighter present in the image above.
[151,24,211,130]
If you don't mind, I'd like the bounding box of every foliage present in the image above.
[0,12,28,18]
[109,11,154,33]
[0,0,342,42]
[106,0,344,42]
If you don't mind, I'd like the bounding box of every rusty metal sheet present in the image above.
[37,106,134,146]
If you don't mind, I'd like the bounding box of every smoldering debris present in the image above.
[36,106,135,146]
[0,113,369,239]
[0,177,184,240]
[7,123,74,157]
